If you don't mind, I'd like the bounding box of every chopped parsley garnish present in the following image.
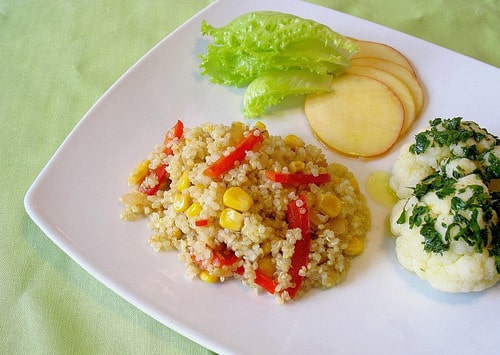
[414,173,456,199]
[400,117,499,269]
[396,208,407,225]
[483,149,500,180]
[409,133,430,154]
[421,217,448,254]
[409,117,489,157]
[408,205,429,229]
[399,173,497,257]
[462,144,480,160]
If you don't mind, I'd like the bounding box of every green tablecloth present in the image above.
[1,0,498,353]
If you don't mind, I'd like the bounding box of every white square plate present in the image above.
[25,0,500,353]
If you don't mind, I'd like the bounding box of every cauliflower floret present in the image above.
[457,121,498,152]
[389,117,500,293]
[395,231,499,292]
[420,189,452,216]
[391,181,499,292]
[390,117,498,199]
[390,144,434,199]
[448,121,497,157]
[390,198,416,237]
[481,145,500,180]
[441,157,478,179]
[413,143,450,171]
[409,117,498,172]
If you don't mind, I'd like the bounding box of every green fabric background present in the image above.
[1,0,498,354]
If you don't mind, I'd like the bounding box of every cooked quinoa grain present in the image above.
[120,120,370,303]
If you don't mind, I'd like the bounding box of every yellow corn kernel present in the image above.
[128,159,150,186]
[172,228,183,239]
[315,193,343,218]
[254,121,267,132]
[176,171,190,191]
[261,240,272,255]
[344,237,364,256]
[230,121,245,143]
[223,187,254,212]
[289,160,305,173]
[305,193,316,208]
[331,218,348,235]
[284,134,305,148]
[185,202,202,217]
[309,211,324,226]
[199,270,219,283]
[173,193,191,213]
[258,255,276,278]
[219,208,244,231]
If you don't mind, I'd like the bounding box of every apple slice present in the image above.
[351,57,425,113]
[305,73,404,157]
[352,40,415,75]
[348,65,416,135]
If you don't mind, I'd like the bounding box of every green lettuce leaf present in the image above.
[201,39,350,87]
[200,11,358,116]
[243,70,332,117]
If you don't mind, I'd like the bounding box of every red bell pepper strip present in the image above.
[203,129,264,179]
[138,164,168,195]
[211,245,239,268]
[139,121,183,195]
[265,171,331,185]
[235,267,277,295]
[283,194,311,299]
[254,269,278,294]
[192,244,239,272]
[233,195,310,298]
[194,219,209,227]
[163,119,184,155]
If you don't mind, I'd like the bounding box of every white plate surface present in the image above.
[25,0,500,354]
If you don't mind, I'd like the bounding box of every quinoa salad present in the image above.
[120,120,370,303]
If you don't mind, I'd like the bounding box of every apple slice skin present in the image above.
[305,73,405,157]
[352,40,416,75]
[303,38,425,157]
[347,65,416,135]
[351,57,425,113]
